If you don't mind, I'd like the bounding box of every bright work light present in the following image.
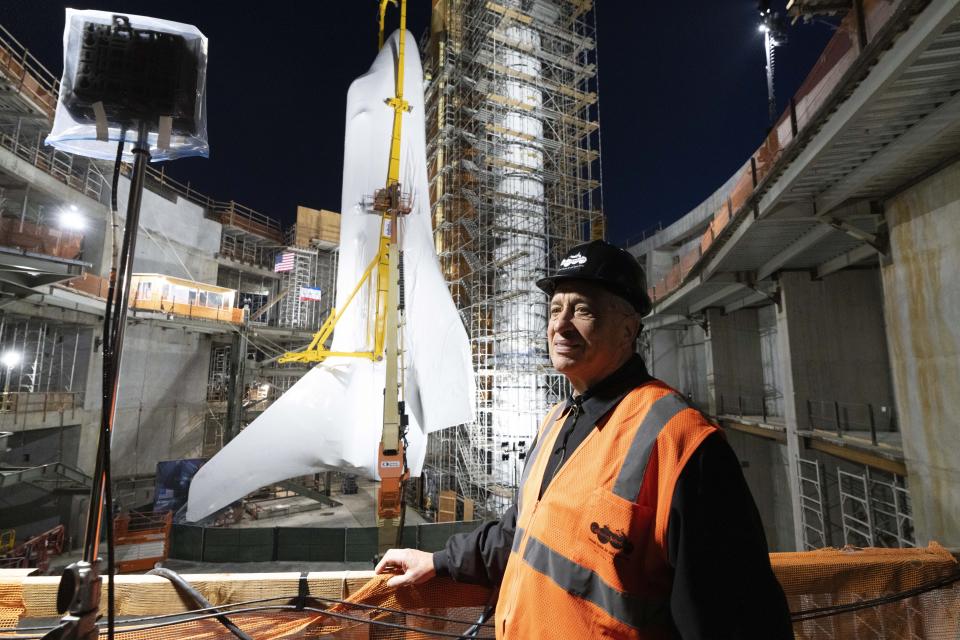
[59,205,86,231]
[1,351,22,369]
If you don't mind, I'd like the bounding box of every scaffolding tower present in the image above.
[423,0,603,516]
[276,248,322,330]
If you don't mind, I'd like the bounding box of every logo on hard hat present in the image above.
[560,252,587,268]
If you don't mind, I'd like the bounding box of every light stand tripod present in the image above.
[44,121,151,640]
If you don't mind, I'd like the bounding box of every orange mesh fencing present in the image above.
[773,543,960,639]
[2,546,958,638]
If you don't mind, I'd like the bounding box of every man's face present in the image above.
[547,281,638,392]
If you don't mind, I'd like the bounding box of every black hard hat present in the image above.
[536,239,652,316]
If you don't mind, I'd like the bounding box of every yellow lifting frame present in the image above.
[279,0,410,369]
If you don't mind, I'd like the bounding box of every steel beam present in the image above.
[816,243,877,279]
[757,224,834,280]
[689,283,748,314]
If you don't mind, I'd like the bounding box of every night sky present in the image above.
[3,2,836,244]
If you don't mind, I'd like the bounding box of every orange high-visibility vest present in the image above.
[496,380,719,639]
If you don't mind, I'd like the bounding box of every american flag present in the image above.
[274,252,295,273]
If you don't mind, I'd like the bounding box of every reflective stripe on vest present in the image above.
[612,393,691,500]
[512,527,525,554]
[517,404,564,513]
[521,535,669,629]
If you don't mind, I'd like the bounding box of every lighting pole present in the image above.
[758,2,789,125]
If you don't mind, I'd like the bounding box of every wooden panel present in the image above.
[295,206,340,248]
[438,490,457,523]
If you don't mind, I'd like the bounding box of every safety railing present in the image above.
[0,23,59,118]
[0,391,83,419]
[127,165,285,243]
[719,392,774,423]
[0,215,84,261]
[132,297,246,325]
[0,126,106,204]
[59,274,247,324]
[647,0,902,305]
[114,511,173,573]
[807,398,897,446]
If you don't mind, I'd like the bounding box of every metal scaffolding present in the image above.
[798,454,915,551]
[423,0,603,516]
[275,247,338,330]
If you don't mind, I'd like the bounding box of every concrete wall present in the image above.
[117,177,221,285]
[881,159,960,546]
[705,308,764,415]
[645,325,708,406]
[105,324,211,477]
[776,269,894,429]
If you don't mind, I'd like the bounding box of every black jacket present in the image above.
[433,355,794,639]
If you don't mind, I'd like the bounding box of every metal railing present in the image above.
[806,398,896,446]
[0,391,84,418]
[0,126,106,204]
[718,392,778,423]
[0,23,59,118]
[132,165,285,242]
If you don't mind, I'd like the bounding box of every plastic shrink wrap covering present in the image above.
[186,31,474,522]
[45,9,208,161]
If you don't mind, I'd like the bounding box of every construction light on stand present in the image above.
[59,205,86,231]
[42,9,209,640]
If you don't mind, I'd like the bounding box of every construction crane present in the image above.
[279,0,412,554]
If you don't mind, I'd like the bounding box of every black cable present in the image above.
[147,568,253,640]
[110,130,124,220]
[2,604,497,640]
[790,568,960,622]
[13,588,495,632]
[104,132,125,640]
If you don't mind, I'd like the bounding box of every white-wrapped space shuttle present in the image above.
[186,31,474,522]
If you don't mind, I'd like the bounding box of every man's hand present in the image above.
[374,548,437,588]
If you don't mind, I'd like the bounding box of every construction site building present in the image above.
[0,21,339,546]
[422,0,604,517]
[629,0,960,551]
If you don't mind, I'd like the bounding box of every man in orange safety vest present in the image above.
[377,240,793,639]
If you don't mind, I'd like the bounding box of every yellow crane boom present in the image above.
[279,0,412,554]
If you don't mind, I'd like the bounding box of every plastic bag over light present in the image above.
[45,9,208,162]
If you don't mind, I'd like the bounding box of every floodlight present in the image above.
[1,351,21,369]
[59,207,86,231]
[759,24,768,33]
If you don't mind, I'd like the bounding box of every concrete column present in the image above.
[776,268,895,550]
[774,275,805,551]
[225,330,248,443]
[881,159,960,546]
